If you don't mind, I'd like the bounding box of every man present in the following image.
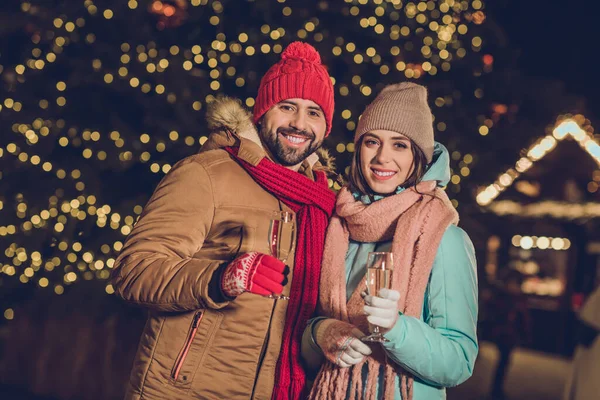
[112,42,336,400]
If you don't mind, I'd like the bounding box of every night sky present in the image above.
[490,0,598,122]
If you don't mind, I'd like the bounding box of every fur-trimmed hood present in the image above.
[202,96,337,176]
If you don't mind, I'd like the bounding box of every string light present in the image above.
[511,235,571,251]
[477,116,597,206]
[0,0,489,300]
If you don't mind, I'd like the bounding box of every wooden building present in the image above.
[475,115,600,355]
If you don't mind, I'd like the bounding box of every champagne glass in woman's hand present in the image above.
[362,252,394,342]
[266,211,296,300]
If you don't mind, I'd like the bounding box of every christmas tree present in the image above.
[1,0,498,309]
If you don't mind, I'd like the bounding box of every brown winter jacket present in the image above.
[112,98,333,400]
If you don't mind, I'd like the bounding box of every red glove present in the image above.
[221,252,286,297]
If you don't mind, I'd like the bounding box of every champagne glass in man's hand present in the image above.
[265,211,296,300]
[220,211,294,300]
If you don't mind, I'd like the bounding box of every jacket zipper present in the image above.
[251,300,277,396]
[172,311,204,381]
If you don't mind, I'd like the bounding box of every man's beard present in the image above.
[259,125,322,167]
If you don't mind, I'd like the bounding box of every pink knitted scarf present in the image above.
[309,181,458,400]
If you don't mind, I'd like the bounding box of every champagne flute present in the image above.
[266,211,296,300]
[362,251,394,343]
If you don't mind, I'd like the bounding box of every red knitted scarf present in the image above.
[225,147,336,400]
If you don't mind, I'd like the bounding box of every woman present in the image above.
[302,82,478,399]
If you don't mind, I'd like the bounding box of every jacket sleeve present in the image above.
[382,225,479,387]
[111,156,230,312]
[300,317,327,375]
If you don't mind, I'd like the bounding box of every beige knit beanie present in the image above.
[354,82,435,163]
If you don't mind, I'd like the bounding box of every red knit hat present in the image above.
[253,42,334,136]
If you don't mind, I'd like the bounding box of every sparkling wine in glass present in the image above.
[266,211,296,300]
[362,251,394,342]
